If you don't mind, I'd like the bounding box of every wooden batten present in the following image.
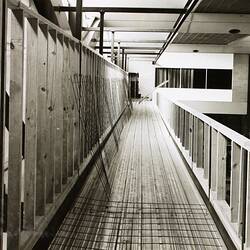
[210,129,218,192]
[7,9,24,250]
[67,40,75,177]
[216,133,227,200]
[192,117,198,164]
[245,151,250,248]
[23,17,38,231]
[230,142,241,222]
[46,29,57,203]
[189,114,193,158]
[54,33,64,194]
[203,123,210,180]
[237,148,247,238]
[184,111,189,150]
[197,119,204,168]
[36,23,48,216]
[62,37,69,185]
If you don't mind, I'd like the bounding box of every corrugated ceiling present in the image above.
[173,33,246,45]
[196,0,250,14]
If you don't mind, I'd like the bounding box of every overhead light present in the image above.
[193,49,199,53]
[229,29,241,34]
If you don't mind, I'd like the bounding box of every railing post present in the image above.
[216,133,227,200]
[24,17,38,231]
[54,33,64,194]
[237,148,247,238]
[203,123,210,180]
[197,120,204,168]
[245,151,250,248]
[0,0,6,248]
[230,142,241,222]
[46,29,57,203]
[211,129,218,191]
[36,23,48,216]
[7,9,24,250]
[184,111,189,150]
[189,114,193,158]
[192,117,198,164]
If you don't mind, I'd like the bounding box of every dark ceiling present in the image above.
[173,33,246,45]
[196,0,250,14]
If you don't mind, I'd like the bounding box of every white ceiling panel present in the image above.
[68,0,188,8]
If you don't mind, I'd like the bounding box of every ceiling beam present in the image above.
[92,39,166,43]
[95,46,162,50]
[103,51,158,55]
[83,27,173,33]
[154,0,200,63]
[54,6,186,14]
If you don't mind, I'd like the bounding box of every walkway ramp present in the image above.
[49,102,226,249]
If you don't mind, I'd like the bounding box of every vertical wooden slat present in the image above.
[0,0,6,247]
[184,112,189,150]
[24,17,38,230]
[238,148,247,237]
[216,133,227,200]
[245,151,250,248]
[36,23,48,215]
[192,117,198,164]
[230,142,241,222]
[46,29,57,203]
[211,129,218,192]
[68,40,75,177]
[62,37,69,185]
[203,123,210,179]
[54,33,63,193]
[74,43,80,168]
[197,120,204,168]
[189,114,193,158]
[80,46,85,160]
[85,49,90,156]
[7,9,24,250]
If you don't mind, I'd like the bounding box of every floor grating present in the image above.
[49,197,224,249]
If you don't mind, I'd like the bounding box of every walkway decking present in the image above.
[49,102,226,249]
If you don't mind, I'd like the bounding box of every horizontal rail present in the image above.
[174,100,250,151]
[54,6,186,14]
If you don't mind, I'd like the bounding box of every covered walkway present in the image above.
[49,103,225,249]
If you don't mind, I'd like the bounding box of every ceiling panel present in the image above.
[196,0,250,14]
[68,0,188,8]
[173,33,246,45]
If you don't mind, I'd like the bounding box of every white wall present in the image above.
[128,58,155,97]
[128,52,234,98]
[158,52,233,69]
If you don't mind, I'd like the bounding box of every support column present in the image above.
[99,11,104,55]
[232,54,249,102]
[111,31,115,63]
[122,48,125,69]
[76,0,82,40]
[117,41,121,67]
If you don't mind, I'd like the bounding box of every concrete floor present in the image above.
[49,102,226,249]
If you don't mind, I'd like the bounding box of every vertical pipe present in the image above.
[111,31,115,63]
[76,0,82,40]
[122,48,125,69]
[99,11,105,55]
[117,41,121,67]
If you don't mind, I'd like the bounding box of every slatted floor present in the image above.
[49,102,226,249]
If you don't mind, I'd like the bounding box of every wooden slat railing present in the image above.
[155,87,250,249]
[1,2,130,249]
